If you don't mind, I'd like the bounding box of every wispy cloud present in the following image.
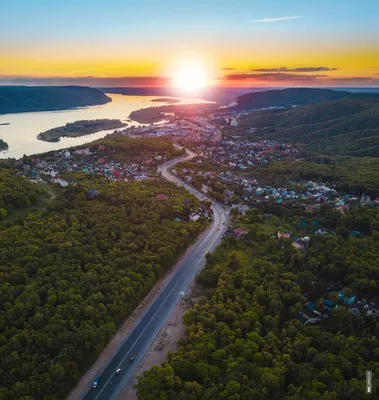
[252,67,338,73]
[329,77,375,83]
[224,73,326,82]
[221,67,236,71]
[250,16,304,23]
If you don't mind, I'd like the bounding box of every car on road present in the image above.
[130,357,135,363]
[92,377,100,389]
[116,368,121,375]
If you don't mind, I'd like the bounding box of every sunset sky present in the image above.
[1,0,379,87]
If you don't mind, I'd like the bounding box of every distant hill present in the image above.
[0,86,111,114]
[236,87,379,110]
[101,86,251,104]
[238,97,379,156]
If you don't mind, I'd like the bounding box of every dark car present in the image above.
[92,377,100,389]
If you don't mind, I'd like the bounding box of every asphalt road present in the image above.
[82,149,229,400]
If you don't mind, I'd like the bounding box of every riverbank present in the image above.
[37,119,127,142]
[0,94,211,159]
[129,102,216,124]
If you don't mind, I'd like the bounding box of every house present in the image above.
[337,204,350,213]
[112,169,121,179]
[59,179,69,188]
[324,299,333,309]
[366,308,379,318]
[349,307,361,316]
[234,228,248,238]
[156,194,169,201]
[201,184,210,194]
[190,213,200,222]
[238,205,250,215]
[292,237,310,250]
[230,118,238,127]
[277,230,291,239]
[338,290,356,305]
[305,204,315,213]
[360,195,371,204]
[88,189,99,199]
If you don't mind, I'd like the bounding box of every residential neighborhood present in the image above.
[17,144,173,187]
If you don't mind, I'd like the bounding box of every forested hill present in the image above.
[237,98,379,156]
[0,86,111,114]
[236,87,379,110]
[0,176,206,399]
[137,208,379,399]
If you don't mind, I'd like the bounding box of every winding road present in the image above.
[82,148,229,400]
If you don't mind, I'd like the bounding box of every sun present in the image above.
[172,63,209,91]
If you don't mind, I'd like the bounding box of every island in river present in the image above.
[151,98,180,104]
[38,119,127,142]
[0,139,8,151]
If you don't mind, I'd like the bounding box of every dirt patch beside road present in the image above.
[117,283,201,400]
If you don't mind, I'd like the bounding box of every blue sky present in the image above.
[1,0,378,86]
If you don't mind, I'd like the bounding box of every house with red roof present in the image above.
[156,193,169,201]
[234,228,248,238]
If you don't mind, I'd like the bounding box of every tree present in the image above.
[335,226,350,238]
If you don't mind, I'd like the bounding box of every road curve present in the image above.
[82,149,229,400]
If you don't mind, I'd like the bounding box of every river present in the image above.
[0,94,211,159]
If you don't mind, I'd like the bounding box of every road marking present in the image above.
[93,215,221,400]
[91,151,227,400]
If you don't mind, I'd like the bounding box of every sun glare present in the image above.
[172,63,209,91]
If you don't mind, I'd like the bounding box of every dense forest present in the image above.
[246,157,379,197]
[0,169,42,218]
[236,87,379,110]
[38,119,127,142]
[0,175,207,399]
[235,98,379,156]
[136,207,379,399]
[94,136,183,157]
[0,86,111,114]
